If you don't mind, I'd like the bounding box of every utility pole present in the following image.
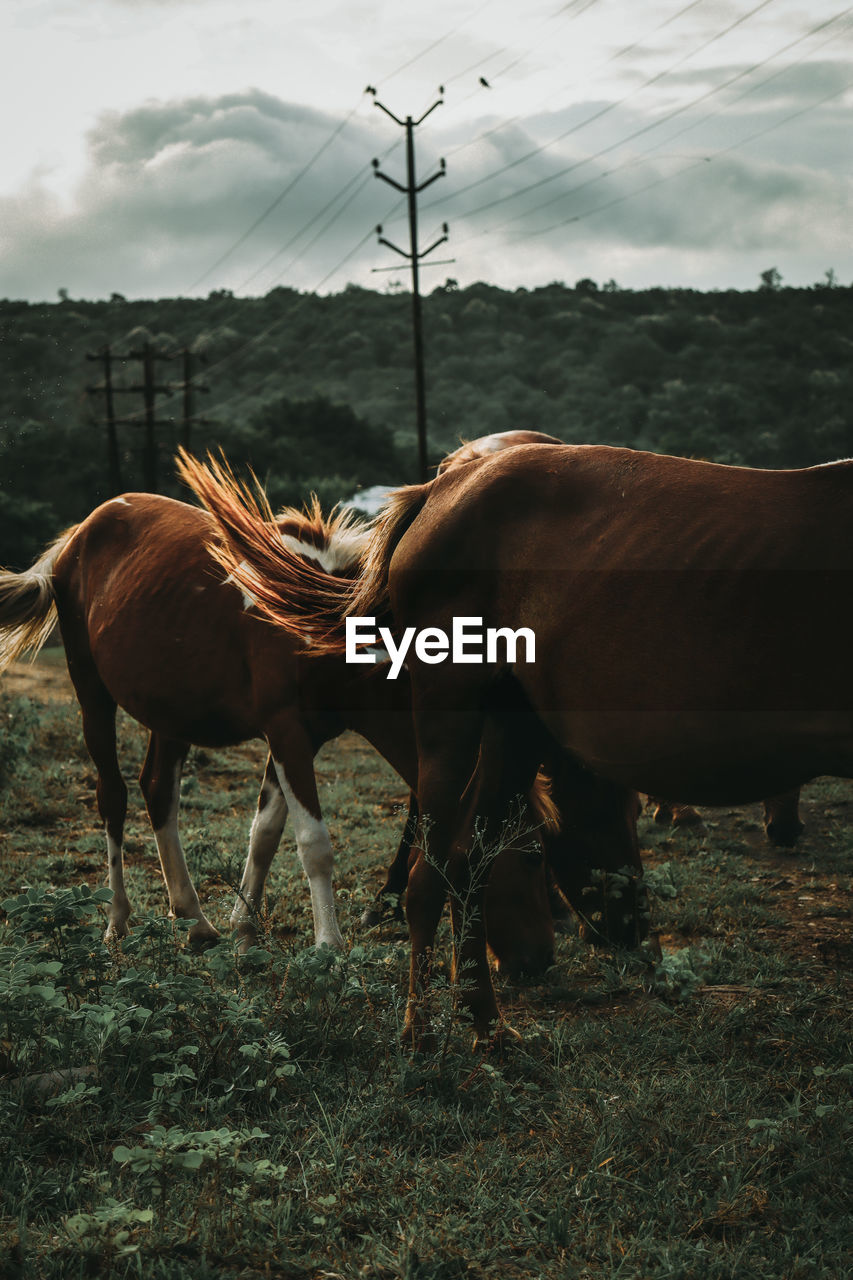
[86,344,174,494]
[141,343,158,492]
[370,90,450,483]
[178,347,210,450]
[85,345,122,493]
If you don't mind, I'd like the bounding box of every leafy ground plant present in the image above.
[0,660,850,1278]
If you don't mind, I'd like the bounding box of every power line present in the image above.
[236,136,403,294]
[607,0,708,66]
[188,94,367,292]
[380,0,495,86]
[510,75,853,243]
[442,0,604,93]
[254,172,377,294]
[439,0,710,164]
[425,0,781,212]
[185,4,494,300]
[452,3,852,235]
[179,196,406,427]
[238,170,372,293]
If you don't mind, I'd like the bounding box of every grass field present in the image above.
[0,652,851,1279]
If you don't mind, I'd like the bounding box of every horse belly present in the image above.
[545,706,853,805]
[88,614,258,747]
[519,577,853,805]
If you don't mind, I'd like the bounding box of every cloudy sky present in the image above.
[3,0,851,301]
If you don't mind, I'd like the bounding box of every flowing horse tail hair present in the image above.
[0,529,76,674]
[176,447,431,653]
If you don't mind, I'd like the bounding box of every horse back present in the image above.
[390,446,853,799]
[52,493,298,744]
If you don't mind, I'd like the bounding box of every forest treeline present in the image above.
[1,275,851,567]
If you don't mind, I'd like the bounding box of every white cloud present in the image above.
[2,0,852,300]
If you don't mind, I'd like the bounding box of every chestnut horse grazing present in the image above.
[441,430,805,853]
[0,493,386,947]
[366,426,646,944]
[0,488,556,974]
[200,444,853,1046]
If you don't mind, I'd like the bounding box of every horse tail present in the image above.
[0,529,75,673]
[177,448,432,652]
[176,448,356,650]
[345,483,430,624]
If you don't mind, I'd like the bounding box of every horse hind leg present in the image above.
[266,720,344,950]
[72,671,131,941]
[139,733,219,946]
[230,753,289,948]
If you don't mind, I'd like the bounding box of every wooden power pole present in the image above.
[87,343,209,492]
[370,92,449,483]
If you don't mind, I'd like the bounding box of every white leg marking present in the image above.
[105,832,131,940]
[150,762,218,943]
[272,763,344,950]
[231,777,288,939]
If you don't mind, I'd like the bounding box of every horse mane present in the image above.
[344,483,429,624]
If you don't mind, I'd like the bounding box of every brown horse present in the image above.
[0,489,557,974]
[367,427,645,942]
[197,444,853,1046]
[440,431,805,852]
[179,450,645,960]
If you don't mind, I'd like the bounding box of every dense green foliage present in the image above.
[2,278,852,567]
[0,676,851,1278]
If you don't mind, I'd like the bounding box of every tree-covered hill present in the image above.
[1,276,851,566]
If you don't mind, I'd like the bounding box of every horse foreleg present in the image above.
[444,707,545,1047]
[230,753,288,947]
[406,708,484,1049]
[361,792,418,927]
[139,734,219,947]
[266,723,344,950]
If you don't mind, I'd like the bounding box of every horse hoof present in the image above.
[188,927,221,952]
[474,1020,523,1054]
[361,899,405,929]
[766,822,804,848]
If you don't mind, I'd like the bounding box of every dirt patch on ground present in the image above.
[4,649,74,704]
